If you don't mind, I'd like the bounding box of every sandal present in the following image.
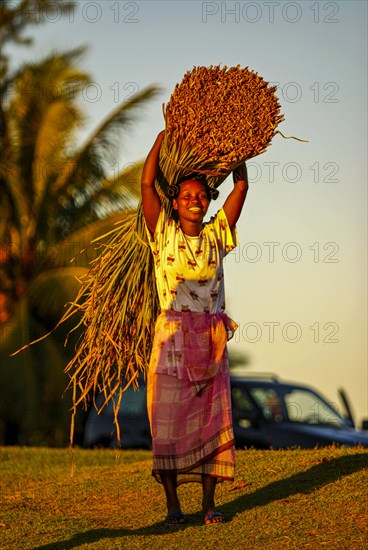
[165,511,186,525]
[203,511,224,525]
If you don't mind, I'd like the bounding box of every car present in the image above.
[230,372,368,449]
[83,372,368,449]
[83,379,151,449]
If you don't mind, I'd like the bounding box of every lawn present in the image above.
[1,446,367,549]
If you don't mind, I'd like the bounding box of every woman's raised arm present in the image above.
[222,162,249,230]
[141,131,165,234]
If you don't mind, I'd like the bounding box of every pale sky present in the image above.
[7,0,367,424]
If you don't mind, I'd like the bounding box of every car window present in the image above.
[231,386,261,428]
[121,385,146,416]
[284,389,344,425]
[232,387,255,415]
[248,388,284,422]
[101,385,146,416]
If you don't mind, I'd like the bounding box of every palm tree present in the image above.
[0,0,76,80]
[0,48,159,446]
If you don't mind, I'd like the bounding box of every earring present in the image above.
[166,184,180,198]
[209,188,219,200]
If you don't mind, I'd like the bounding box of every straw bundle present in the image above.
[60,207,158,441]
[62,65,284,439]
[157,65,284,195]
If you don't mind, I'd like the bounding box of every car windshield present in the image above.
[244,385,345,426]
[283,388,344,426]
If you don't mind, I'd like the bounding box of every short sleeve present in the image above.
[206,208,238,256]
[144,207,167,249]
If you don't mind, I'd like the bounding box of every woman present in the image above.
[141,131,248,525]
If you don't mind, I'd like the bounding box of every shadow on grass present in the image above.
[221,451,368,520]
[34,452,368,549]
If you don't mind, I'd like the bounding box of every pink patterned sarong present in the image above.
[147,310,236,485]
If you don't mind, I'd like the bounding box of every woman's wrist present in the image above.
[234,179,248,192]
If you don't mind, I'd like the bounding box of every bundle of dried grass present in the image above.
[157,65,284,194]
[60,65,285,443]
[58,207,158,443]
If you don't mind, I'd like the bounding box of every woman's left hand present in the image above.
[233,162,248,184]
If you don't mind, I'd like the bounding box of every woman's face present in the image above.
[172,180,210,223]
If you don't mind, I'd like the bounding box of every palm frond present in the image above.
[7,49,90,242]
[91,159,143,205]
[33,100,82,223]
[53,84,161,198]
[62,161,144,229]
[27,266,88,321]
[45,210,133,267]
[0,165,26,239]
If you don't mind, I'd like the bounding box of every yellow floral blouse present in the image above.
[147,207,238,314]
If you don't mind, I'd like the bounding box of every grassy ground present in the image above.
[1,446,367,549]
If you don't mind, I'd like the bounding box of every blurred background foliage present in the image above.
[0,0,160,446]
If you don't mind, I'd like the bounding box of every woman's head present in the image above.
[165,173,219,202]
[172,178,211,223]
